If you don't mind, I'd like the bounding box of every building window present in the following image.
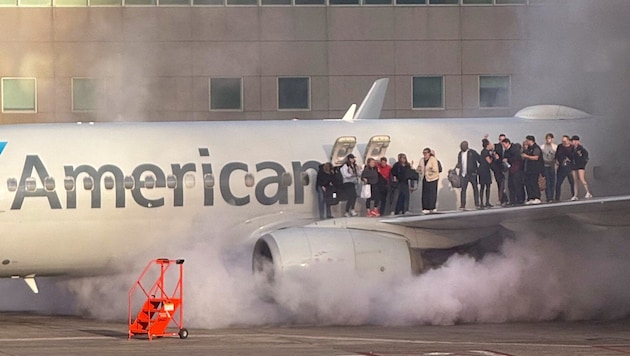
[72,78,104,112]
[226,0,256,5]
[363,0,390,4]
[463,0,491,4]
[294,0,323,4]
[496,0,526,4]
[261,0,289,5]
[396,0,424,4]
[329,0,358,4]
[479,75,510,108]
[210,77,243,111]
[18,0,51,5]
[429,0,457,4]
[412,76,443,109]
[278,77,310,110]
[1,78,36,113]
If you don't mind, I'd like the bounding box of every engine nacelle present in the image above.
[253,227,414,281]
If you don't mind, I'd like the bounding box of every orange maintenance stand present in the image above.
[128,258,188,340]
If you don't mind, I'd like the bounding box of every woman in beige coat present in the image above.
[417,148,440,213]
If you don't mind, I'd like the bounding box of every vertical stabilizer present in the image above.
[353,78,389,120]
[341,104,357,122]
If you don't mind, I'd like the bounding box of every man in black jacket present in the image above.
[456,141,480,209]
[522,135,543,204]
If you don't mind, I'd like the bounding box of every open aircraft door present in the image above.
[364,135,391,162]
[330,136,357,167]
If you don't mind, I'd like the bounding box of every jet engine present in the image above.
[252,227,418,282]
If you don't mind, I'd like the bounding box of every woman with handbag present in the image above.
[361,158,380,217]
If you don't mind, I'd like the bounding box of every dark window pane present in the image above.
[210,78,242,110]
[364,0,391,5]
[413,76,443,109]
[396,0,425,4]
[295,0,323,4]
[479,76,510,108]
[429,0,458,4]
[463,0,492,4]
[278,77,309,110]
[496,0,526,4]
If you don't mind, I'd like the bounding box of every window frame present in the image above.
[1,77,37,114]
[71,77,105,113]
[277,76,311,111]
[478,75,511,109]
[209,77,244,112]
[411,75,445,110]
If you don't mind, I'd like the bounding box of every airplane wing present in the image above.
[379,195,630,248]
[253,195,630,279]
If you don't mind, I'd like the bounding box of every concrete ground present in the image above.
[1,313,630,355]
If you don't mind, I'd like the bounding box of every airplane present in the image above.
[1,79,629,296]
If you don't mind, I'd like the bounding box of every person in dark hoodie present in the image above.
[522,135,543,205]
[316,162,336,219]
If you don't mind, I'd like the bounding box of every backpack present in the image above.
[437,160,443,173]
[447,169,462,188]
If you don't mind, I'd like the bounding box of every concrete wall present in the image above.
[0,5,538,123]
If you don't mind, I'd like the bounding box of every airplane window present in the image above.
[83,176,94,191]
[7,178,18,192]
[300,172,310,186]
[104,176,115,190]
[124,176,135,190]
[144,175,155,189]
[64,177,75,191]
[203,174,214,188]
[184,174,195,188]
[281,172,292,187]
[25,177,36,192]
[44,177,55,192]
[167,175,177,189]
[244,173,255,188]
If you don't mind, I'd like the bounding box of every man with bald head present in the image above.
[456,140,480,210]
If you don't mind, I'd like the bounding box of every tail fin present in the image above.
[354,78,389,120]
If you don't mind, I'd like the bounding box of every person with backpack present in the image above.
[417,147,440,213]
[316,162,336,219]
[570,135,593,200]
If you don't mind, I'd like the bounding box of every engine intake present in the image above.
[252,227,414,281]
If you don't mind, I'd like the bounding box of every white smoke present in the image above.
[49,226,630,328]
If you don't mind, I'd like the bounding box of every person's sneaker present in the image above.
[350,210,358,217]
[371,208,381,217]
[525,200,533,205]
[344,212,351,217]
[366,209,374,217]
[570,196,579,201]
[431,209,438,213]
[532,199,541,205]
[585,193,593,199]
[422,209,430,214]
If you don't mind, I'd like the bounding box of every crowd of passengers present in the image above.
[315,133,592,219]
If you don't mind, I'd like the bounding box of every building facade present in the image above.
[0,1,604,124]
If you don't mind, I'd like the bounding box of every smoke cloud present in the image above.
[44,226,630,328]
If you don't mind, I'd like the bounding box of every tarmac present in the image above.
[1,313,630,355]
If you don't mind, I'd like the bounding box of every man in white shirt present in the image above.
[540,133,558,203]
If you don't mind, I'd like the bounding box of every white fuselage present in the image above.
[0,117,606,277]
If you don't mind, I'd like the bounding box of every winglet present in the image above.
[354,78,389,120]
[341,104,357,122]
[24,274,39,294]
